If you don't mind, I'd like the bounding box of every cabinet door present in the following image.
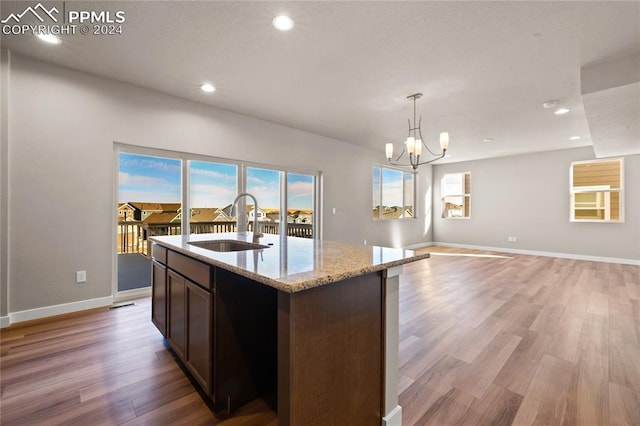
[167,270,186,359]
[151,261,167,336]
[186,281,213,395]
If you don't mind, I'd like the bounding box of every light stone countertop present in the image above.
[150,232,430,293]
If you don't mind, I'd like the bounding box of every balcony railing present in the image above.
[117,220,313,257]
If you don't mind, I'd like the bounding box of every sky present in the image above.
[119,153,314,210]
[190,160,237,207]
[373,167,406,208]
[119,153,181,203]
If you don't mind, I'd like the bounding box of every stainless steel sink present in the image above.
[188,239,270,252]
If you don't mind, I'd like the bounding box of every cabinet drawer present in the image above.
[152,244,168,264]
[167,250,211,289]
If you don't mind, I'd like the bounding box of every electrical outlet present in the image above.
[76,270,87,283]
[507,236,518,242]
[363,239,367,245]
[332,207,336,214]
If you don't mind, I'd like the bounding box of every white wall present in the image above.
[0,50,9,319]
[433,147,640,261]
[4,53,433,313]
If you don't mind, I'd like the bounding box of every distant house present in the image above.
[263,208,280,222]
[142,212,181,224]
[219,204,234,218]
[189,207,233,223]
[128,202,181,221]
[372,205,411,219]
[118,203,137,221]
[116,202,182,238]
[287,209,313,224]
[247,205,268,221]
[442,202,463,218]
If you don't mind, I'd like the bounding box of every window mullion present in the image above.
[281,171,287,237]
[182,159,190,236]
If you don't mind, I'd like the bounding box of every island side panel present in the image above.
[382,265,403,426]
[215,268,278,414]
[278,272,383,426]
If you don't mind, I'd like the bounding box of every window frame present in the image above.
[441,171,471,219]
[115,143,322,239]
[570,158,624,223]
[372,164,417,221]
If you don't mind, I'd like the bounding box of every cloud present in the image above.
[382,180,403,205]
[119,190,180,204]
[247,175,267,185]
[288,180,313,196]
[190,183,237,207]
[120,156,181,173]
[119,172,169,187]
[190,167,235,181]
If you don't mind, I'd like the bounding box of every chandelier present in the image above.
[385,93,449,171]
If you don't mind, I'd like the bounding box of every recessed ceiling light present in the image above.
[273,15,294,31]
[200,83,216,93]
[483,138,494,142]
[445,154,452,158]
[542,100,557,109]
[36,33,61,44]
[569,136,581,140]
[554,107,570,115]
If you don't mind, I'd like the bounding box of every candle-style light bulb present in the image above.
[385,143,393,159]
[406,137,415,154]
[414,139,422,156]
[440,132,450,150]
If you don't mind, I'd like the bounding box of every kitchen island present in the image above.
[150,232,429,426]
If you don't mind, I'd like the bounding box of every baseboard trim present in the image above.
[6,296,113,327]
[113,287,151,303]
[382,405,402,426]
[0,315,9,328]
[432,242,640,265]
[404,242,435,250]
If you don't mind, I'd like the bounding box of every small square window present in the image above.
[441,172,471,219]
[570,158,623,222]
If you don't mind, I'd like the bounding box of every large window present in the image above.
[372,166,415,220]
[116,147,320,249]
[117,152,182,292]
[118,152,183,240]
[570,158,623,222]
[115,147,320,295]
[247,167,282,235]
[441,172,471,219]
[287,173,315,238]
[188,160,238,233]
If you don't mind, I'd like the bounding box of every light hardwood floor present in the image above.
[400,246,640,425]
[1,246,638,425]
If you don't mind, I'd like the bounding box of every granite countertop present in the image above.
[150,232,429,293]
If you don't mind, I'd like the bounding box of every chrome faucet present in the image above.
[232,192,264,243]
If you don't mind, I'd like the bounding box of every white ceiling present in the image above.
[1,1,639,163]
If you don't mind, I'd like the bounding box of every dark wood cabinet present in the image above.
[185,280,213,395]
[152,244,385,425]
[167,269,186,360]
[152,247,277,417]
[151,260,167,336]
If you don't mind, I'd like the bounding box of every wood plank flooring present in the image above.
[1,246,638,425]
[399,246,640,425]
